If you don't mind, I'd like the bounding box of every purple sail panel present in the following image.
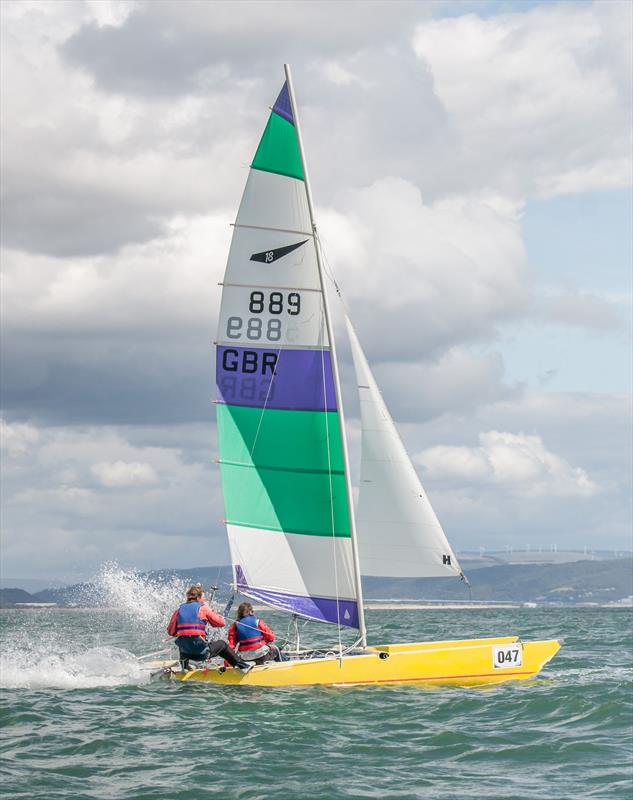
[216,346,336,411]
[272,81,294,125]
[235,566,359,628]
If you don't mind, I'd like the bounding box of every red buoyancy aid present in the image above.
[235,614,265,651]
[176,601,207,637]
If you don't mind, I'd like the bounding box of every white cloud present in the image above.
[399,390,631,551]
[537,287,626,332]
[0,1,252,257]
[0,421,227,579]
[365,347,516,422]
[316,59,366,87]
[60,0,427,96]
[416,430,599,497]
[3,1,630,265]
[91,460,158,487]
[413,2,632,199]
[1,215,229,335]
[1,176,532,426]
[0,419,40,456]
[321,177,529,360]
[1,1,630,578]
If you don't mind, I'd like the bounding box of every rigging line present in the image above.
[221,616,268,634]
[280,613,309,651]
[279,615,295,651]
[213,565,223,592]
[247,342,284,460]
[315,230,344,301]
[136,647,173,661]
[319,302,343,659]
[205,586,234,641]
[315,231,363,653]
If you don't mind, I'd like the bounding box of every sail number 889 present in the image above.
[249,291,301,315]
[226,317,282,341]
[225,291,302,342]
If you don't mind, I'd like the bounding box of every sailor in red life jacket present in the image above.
[228,602,282,664]
[167,586,252,673]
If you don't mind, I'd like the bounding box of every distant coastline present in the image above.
[2,556,631,610]
[2,601,631,612]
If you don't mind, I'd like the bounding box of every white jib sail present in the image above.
[345,317,463,579]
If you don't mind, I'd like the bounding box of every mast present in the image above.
[284,64,368,647]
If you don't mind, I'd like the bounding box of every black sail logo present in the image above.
[250,239,308,264]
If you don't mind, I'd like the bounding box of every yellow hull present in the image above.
[161,636,560,688]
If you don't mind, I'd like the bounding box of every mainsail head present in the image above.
[216,80,359,628]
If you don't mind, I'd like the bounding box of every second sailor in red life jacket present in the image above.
[167,586,252,673]
[228,602,282,664]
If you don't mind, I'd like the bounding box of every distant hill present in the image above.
[363,558,633,604]
[31,566,234,606]
[1,559,631,608]
[0,588,39,605]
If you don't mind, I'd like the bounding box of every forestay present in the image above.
[216,82,359,628]
[346,317,463,579]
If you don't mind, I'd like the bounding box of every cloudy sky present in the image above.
[1,0,631,584]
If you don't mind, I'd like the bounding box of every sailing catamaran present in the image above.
[169,65,560,686]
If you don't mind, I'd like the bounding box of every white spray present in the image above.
[0,563,205,689]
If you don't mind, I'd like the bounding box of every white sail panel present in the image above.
[346,317,463,578]
[227,525,358,624]
[223,225,320,291]
[236,169,312,234]
[218,285,327,349]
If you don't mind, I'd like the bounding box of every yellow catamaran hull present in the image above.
[159,636,560,688]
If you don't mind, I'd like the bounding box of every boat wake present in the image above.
[0,564,198,690]
[0,642,149,690]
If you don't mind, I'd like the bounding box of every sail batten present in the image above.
[216,79,360,629]
[232,224,314,237]
[220,284,322,293]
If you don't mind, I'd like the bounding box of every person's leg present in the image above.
[207,639,250,669]
[267,644,282,662]
[255,645,274,664]
[176,636,209,667]
[175,637,191,671]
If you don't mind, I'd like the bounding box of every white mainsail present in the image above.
[346,317,464,579]
[215,77,362,630]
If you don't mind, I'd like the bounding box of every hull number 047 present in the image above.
[492,644,523,669]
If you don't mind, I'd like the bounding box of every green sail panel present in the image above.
[251,112,304,181]
[217,404,344,472]
[221,462,350,536]
[218,404,350,537]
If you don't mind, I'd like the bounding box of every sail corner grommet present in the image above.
[379,651,389,660]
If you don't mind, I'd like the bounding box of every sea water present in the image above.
[0,569,631,800]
